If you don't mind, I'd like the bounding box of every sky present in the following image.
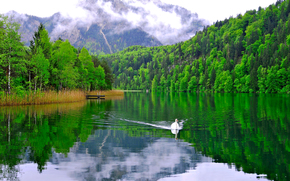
[0,0,278,23]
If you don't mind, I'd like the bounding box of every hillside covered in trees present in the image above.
[0,15,113,95]
[100,0,290,93]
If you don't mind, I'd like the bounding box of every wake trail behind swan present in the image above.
[120,118,184,130]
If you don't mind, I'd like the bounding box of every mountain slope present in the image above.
[7,11,162,54]
[99,0,290,93]
[6,0,206,54]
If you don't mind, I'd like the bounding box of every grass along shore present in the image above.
[87,90,124,96]
[0,90,124,106]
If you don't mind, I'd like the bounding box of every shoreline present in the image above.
[0,90,124,107]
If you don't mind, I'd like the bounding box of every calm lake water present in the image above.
[1,93,290,181]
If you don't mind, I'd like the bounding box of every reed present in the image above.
[0,90,124,106]
[87,90,124,96]
[0,90,86,106]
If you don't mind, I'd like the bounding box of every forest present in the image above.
[0,15,114,97]
[99,0,290,93]
[1,0,290,95]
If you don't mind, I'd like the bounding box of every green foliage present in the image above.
[99,1,290,93]
[95,65,106,90]
[151,75,158,92]
[0,18,113,93]
[215,71,233,92]
[188,76,198,92]
[257,65,267,93]
[31,48,50,89]
[78,47,95,90]
[0,14,26,93]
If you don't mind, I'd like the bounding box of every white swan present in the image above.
[171,119,180,130]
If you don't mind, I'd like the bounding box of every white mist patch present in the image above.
[46,0,207,45]
[5,11,28,22]
[5,0,207,46]
[124,0,183,29]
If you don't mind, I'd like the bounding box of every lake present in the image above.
[0,92,289,181]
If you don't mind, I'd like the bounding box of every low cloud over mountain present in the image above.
[6,0,207,54]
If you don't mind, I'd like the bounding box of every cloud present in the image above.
[5,10,28,22]
[159,0,277,24]
[3,0,206,45]
[122,0,205,44]
[49,0,207,45]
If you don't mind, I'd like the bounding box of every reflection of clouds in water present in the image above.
[159,163,269,181]
[118,139,195,180]
[42,130,205,180]
[17,129,268,181]
[66,137,202,180]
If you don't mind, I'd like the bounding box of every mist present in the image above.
[5,0,208,46]
[51,0,208,45]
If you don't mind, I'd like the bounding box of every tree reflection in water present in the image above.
[0,93,289,181]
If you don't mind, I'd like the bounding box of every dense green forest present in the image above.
[0,15,113,95]
[100,0,290,93]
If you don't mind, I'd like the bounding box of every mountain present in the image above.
[6,0,206,54]
[7,11,162,55]
[99,0,290,93]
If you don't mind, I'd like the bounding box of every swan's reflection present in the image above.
[171,128,179,139]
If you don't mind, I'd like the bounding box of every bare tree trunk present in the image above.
[8,61,11,94]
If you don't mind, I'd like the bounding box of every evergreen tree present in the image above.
[0,15,25,93]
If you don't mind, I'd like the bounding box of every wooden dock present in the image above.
[86,95,105,99]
